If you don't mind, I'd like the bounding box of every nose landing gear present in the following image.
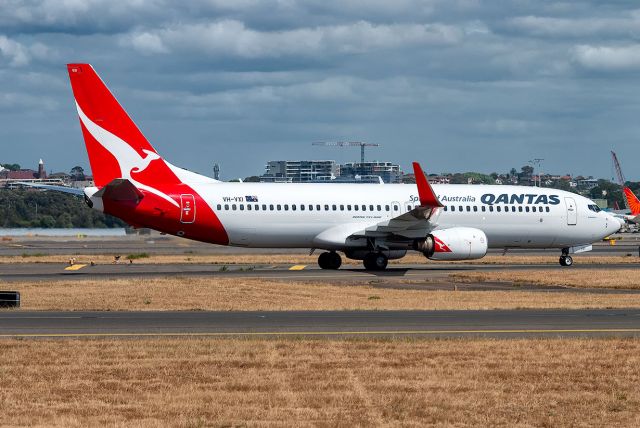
[559,248,573,267]
[318,251,342,270]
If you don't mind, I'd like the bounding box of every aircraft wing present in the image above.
[312,162,443,247]
[14,182,85,195]
[353,162,443,239]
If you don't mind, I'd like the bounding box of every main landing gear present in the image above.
[559,248,573,267]
[363,252,388,271]
[318,251,342,270]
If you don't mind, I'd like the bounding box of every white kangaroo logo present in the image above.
[76,102,178,207]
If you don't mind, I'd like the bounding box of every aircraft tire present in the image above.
[559,255,573,267]
[363,252,388,270]
[319,251,341,270]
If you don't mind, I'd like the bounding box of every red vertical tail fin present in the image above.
[623,187,640,215]
[67,64,163,188]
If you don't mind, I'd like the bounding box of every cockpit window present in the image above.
[587,204,601,212]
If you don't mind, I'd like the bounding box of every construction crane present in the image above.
[611,151,629,210]
[312,142,380,176]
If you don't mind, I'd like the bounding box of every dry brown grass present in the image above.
[4,253,640,266]
[7,276,640,311]
[1,337,640,426]
[453,269,640,290]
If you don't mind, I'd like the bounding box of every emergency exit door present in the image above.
[565,197,577,225]
[180,194,196,223]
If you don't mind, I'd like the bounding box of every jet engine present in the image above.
[413,227,487,261]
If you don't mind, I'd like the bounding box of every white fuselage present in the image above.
[188,182,619,250]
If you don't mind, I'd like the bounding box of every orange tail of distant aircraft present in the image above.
[623,187,640,215]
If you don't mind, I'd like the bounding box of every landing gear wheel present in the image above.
[318,251,342,270]
[559,255,573,267]
[363,253,388,271]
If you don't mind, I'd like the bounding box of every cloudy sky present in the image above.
[2,0,640,180]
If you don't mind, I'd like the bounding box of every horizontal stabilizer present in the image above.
[14,182,85,195]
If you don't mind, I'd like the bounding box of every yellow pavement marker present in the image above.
[64,264,87,271]
[289,265,307,271]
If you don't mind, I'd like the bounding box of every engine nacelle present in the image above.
[413,227,488,261]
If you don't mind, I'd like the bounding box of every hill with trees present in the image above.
[0,189,125,228]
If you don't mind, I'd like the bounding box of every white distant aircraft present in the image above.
[60,64,621,269]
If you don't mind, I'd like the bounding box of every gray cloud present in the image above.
[1,0,640,180]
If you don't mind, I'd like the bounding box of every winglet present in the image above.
[412,162,443,208]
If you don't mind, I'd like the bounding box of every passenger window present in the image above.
[466,206,471,212]
[444,206,448,211]
[354,205,359,211]
[511,206,516,212]
[393,205,399,211]
[232,204,237,210]
[269,204,274,210]
[473,206,478,212]
[532,206,536,212]
[301,205,305,211]
[316,205,321,211]
[525,206,530,212]
[370,205,374,211]
[284,204,289,211]
[332,204,337,211]
[489,206,494,212]
[481,206,486,212]
[340,205,344,211]
[262,204,267,210]
[546,207,550,212]
[347,205,352,210]
[292,204,296,211]
[362,205,366,211]
[324,204,329,211]
[254,204,259,211]
[277,204,281,210]
[217,204,221,210]
[309,205,313,211]
[377,205,381,211]
[224,204,229,210]
[385,205,390,211]
[518,206,523,212]
[407,205,412,211]
[247,204,251,211]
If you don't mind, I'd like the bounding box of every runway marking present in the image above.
[64,264,87,271]
[2,328,640,338]
[288,265,307,271]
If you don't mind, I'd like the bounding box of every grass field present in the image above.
[1,337,639,426]
[453,269,640,289]
[4,253,640,265]
[6,275,640,311]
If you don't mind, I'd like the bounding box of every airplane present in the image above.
[60,63,621,269]
[622,187,640,223]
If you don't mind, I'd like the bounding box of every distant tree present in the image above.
[243,176,261,183]
[520,165,534,176]
[590,179,623,207]
[70,166,85,181]
[450,173,467,184]
[509,168,518,177]
[490,172,498,180]
[1,163,21,171]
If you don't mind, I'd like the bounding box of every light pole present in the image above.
[528,158,544,187]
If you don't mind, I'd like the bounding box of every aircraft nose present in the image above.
[607,213,623,234]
